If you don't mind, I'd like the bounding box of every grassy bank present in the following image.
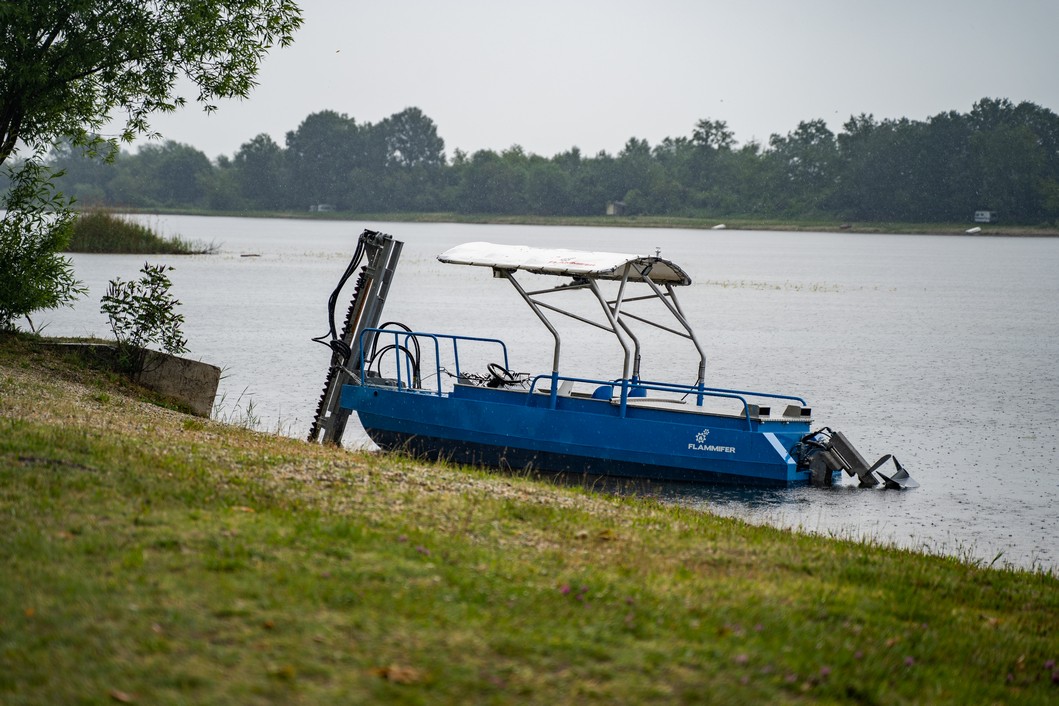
[1,334,1056,704]
[66,210,216,254]
[116,207,1059,237]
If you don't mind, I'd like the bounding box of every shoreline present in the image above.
[102,207,1059,237]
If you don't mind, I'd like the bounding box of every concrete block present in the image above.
[137,351,221,418]
[45,342,220,418]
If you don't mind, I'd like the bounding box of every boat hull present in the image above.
[342,383,813,487]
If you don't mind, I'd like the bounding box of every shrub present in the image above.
[0,161,87,330]
[100,262,187,377]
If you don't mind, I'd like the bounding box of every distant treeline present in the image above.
[45,99,1059,224]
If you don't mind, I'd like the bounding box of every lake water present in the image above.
[39,215,1059,573]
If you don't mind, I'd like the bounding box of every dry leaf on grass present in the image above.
[373,664,425,684]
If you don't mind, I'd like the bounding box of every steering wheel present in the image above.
[487,362,520,387]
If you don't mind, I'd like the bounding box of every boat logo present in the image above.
[688,428,736,454]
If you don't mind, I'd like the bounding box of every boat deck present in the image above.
[523,382,811,423]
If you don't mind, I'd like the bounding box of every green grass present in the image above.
[66,209,216,254]
[1,332,1057,704]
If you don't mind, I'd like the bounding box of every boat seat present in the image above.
[592,384,648,399]
[537,380,574,397]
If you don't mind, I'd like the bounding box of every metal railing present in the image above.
[357,328,509,395]
[527,373,808,429]
[359,328,806,430]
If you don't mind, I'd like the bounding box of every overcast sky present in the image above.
[115,0,1059,161]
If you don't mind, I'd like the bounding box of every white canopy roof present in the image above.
[437,242,692,285]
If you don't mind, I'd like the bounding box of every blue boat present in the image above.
[309,230,914,489]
